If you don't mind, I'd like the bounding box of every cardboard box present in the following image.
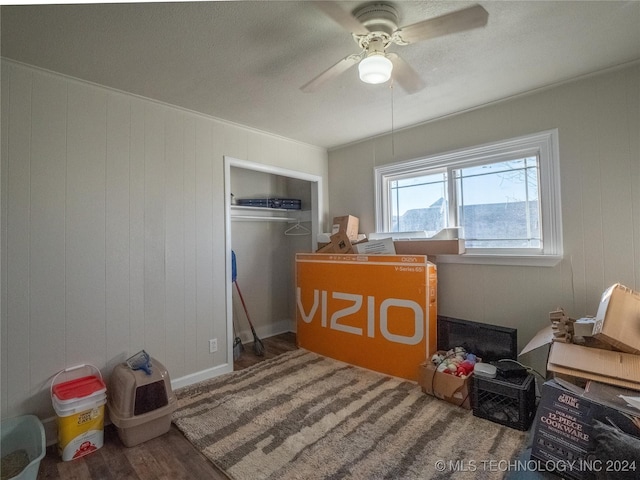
[573,317,597,338]
[296,254,436,380]
[393,239,465,256]
[548,342,640,390]
[418,358,472,409]
[593,283,640,354]
[521,325,640,390]
[316,233,367,253]
[332,215,359,241]
[521,283,640,390]
[531,379,640,480]
[352,238,396,255]
[369,231,428,241]
[316,232,353,254]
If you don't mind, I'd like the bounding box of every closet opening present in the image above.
[224,157,322,369]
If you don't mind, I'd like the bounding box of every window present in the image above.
[375,130,562,266]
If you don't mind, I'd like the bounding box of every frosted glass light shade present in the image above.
[358,54,393,84]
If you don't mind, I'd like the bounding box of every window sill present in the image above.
[435,253,563,267]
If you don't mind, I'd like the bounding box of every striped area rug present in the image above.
[172,349,527,480]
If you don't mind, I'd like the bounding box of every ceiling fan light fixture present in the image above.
[358,53,393,84]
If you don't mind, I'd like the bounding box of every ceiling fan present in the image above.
[301,1,489,94]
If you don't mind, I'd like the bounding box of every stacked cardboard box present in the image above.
[370,230,466,255]
[317,220,465,256]
[332,215,359,241]
[393,238,465,255]
[316,215,367,254]
[521,284,640,389]
[523,283,640,479]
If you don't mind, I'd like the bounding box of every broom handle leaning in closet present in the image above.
[234,280,257,330]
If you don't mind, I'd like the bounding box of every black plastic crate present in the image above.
[472,373,536,431]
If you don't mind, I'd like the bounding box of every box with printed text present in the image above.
[531,380,640,480]
[296,254,437,380]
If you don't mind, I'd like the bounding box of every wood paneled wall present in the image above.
[0,60,327,420]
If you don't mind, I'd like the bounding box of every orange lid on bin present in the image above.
[52,375,106,401]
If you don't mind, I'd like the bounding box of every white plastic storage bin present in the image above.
[0,415,45,480]
[51,364,107,461]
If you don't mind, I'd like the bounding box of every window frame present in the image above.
[374,129,563,267]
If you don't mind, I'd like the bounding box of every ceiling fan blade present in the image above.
[300,54,361,93]
[312,1,370,36]
[396,4,488,44]
[388,53,426,94]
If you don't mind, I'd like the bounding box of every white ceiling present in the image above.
[2,1,639,149]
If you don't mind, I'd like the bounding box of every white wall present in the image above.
[328,64,640,365]
[0,59,328,421]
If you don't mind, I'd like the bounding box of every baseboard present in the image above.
[170,362,233,391]
[41,330,293,447]
[42,416,58,446]
[236,319,292,344]
[42,362,233,447]
[172,326,299,390]
[257,321,293,339]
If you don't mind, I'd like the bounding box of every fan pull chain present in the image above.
[390,79,395,159]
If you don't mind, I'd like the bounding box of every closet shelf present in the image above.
[231,205,289,213]
[230,205,311,223]
[232,215,292,222]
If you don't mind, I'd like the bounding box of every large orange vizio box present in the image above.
[295,253,437,381]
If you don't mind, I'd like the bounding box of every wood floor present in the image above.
[37,332,298,480]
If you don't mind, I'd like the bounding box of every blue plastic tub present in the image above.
[0,415,45,480]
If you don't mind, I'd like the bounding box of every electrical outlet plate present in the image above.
[209,338,218,353]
